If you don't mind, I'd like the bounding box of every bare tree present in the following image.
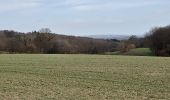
[39,28,51,33]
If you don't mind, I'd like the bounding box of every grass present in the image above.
[109,48,154,56]
[124,48,154,56]
[0,54,169,100]
[0,51,9,54]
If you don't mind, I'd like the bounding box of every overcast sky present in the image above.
[0,0,170,36]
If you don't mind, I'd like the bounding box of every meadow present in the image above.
[0,54,169,100]
[108,48,154,56]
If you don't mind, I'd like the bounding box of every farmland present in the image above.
[0,54,169,100]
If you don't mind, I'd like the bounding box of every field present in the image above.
[0,54,169,100]
[124,48,154,56]
[109,48,154,56]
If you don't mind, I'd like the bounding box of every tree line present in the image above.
[117,25,170,56]
[0,28,117,54]
[0,25,170,56]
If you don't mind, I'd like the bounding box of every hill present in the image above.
[0,30,117,54]
[87,34,130,40]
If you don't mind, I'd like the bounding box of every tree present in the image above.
[0,29,117,54]
[39,28,51,33]
[34,28,55,53]
[0,32,7,51]
[128,35,138,42]
[146,25,170,56]
[128,35,144,48]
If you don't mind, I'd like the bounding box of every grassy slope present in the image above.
[110,48,154,56]
[124,48,154,56]
[0,54,169,100]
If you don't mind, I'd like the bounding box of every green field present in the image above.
[109,48,154,56]
[124,48,154,56]
[0,54,169,100]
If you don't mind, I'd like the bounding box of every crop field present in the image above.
[0,54,169,100]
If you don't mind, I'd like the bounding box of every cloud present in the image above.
[0,0,168,12]
[0,0,41,12]
[51,0,164,11]
[71,1,161,11]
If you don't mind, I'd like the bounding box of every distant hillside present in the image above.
[87,35,130,40]
[0,30,118,54]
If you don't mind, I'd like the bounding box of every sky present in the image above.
[0,0,170,36]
